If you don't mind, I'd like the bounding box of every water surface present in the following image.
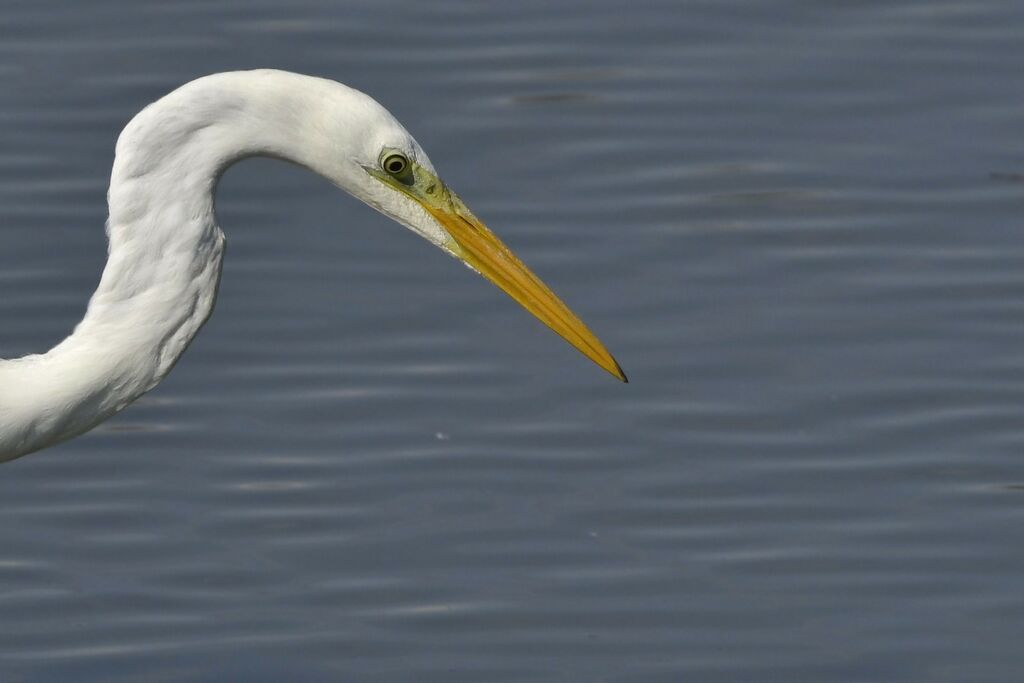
[1,1,1023,681]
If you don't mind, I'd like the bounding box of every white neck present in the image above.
[0,70,389,460]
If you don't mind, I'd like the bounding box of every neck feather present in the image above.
[0,70,342,460]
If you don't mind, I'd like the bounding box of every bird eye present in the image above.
[381,153,409,176]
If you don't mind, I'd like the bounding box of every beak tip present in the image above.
[608,357,628,383]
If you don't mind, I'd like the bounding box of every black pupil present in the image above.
[386,157,405,173]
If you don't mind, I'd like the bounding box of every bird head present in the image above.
[315,86,626,382]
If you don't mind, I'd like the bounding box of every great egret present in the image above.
[0,70,625,463]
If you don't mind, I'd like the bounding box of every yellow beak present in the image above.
[367,155,626,382]
[426,191,626,382]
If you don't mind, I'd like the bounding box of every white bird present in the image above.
[0,70,625,463]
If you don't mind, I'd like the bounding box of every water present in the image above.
[2,1,1023,680]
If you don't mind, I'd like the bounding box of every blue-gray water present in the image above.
[2,1,1023,681]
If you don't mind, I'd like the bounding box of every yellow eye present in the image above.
[382,153,409,176]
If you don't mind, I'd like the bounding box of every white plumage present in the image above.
[0,70,624,463]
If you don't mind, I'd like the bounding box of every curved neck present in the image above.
[0,71,343,460]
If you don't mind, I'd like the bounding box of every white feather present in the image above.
[0,70,451,461]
